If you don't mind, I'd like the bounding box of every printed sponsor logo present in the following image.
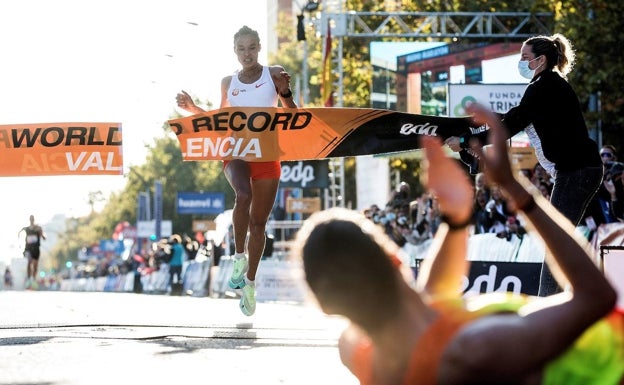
[461,265,523,295]
[469,125,488,135]
[399,122,438,136]
[280,161,315,187]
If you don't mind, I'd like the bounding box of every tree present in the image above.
[556,1,624,154]
[47,118,233,267]
[49,0,624,265]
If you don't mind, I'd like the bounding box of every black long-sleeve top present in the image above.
[460,70,602,175]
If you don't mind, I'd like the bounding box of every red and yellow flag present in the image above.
[321,21,334,107]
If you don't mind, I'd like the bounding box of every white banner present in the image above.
[448,83,526,117]
[136,220,172,238]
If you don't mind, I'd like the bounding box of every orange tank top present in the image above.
[350,311,470,385]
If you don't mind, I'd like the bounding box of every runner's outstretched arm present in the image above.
[416,135,473,299]
[440,104,617,383]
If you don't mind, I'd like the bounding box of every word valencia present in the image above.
[66,152,122,171]
[170,111,312,134]
[19,151,122,173]
[185,137,262,158]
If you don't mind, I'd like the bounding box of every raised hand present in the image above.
[175,90,200,113]
[420,135,473,224]
[272,70,291,95]
[465,103,516,189]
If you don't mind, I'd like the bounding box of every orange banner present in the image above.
[168,107,395,161]
[168,107,476,162]
[0,122,123,176]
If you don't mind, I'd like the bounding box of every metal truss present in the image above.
[314,11,554,208]
[324,11,553,39]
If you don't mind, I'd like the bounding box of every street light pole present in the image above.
[302,38,309,105]
[297,1,320,106]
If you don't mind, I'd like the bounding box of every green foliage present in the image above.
[47,119,234,267]
[49,0,624,266]
[556,0,624,152]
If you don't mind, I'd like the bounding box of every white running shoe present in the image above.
[228,257,248,290]
[239,284,256,316]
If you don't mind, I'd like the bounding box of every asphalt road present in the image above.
[0,291,358,385]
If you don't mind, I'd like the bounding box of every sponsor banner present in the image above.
[177,191,225,215]
[414,259,541,296]
[0,122,123,176]
[192,220,216,232]
[255,260,307,302]
[448,83,526,116]
[168,107,478,161]
[121,226,137,240]
[137,220,172,238]
[286,197,322,214]
[99,239,125,254]
[464,261,540,296]
[280,160,329,188]
[182,260,212,297]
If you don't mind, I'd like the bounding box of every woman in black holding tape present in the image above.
[445,34,603,296]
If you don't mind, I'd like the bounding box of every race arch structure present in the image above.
[302,7,553,205]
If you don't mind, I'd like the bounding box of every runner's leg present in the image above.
[247,177,280,280]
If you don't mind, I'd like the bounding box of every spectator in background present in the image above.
[387,181,412,210]
[183,234,200,261]
[410,218,433,245]
[472,187,493,234]
[498,215,527,242]
[168,234,186,294]
[530,162,553,187]
[598,145,623,221]
[583,145,624,228]
[485,185,514,235]
[604,171,624,222]
[536,180,552,200]
[474,172,489,194]
[414,193,441,236]
[4,267,13,290]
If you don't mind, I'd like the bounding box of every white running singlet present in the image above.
[227,66,278,108]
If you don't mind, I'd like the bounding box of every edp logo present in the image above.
[281,161,315,187]
[461,265,523,296]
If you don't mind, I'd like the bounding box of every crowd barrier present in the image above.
[6,223,624,303]
[405,232,545,295]
[0,258,27,291]
[211,257,308,302]
[600,246,624,309]
[58,260,213,296]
